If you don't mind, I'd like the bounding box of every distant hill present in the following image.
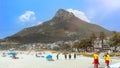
[5,9,111,43]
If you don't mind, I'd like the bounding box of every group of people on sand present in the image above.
[56,53,77,60]
[93,51,111,68]
[1,52,19,59]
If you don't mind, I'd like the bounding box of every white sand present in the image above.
[0,51,120,68]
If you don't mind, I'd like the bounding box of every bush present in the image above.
[62,52,69,55]
[81,52,93,57]
[115,53,120,56]
[53,47,60,51]
[109,53,115,57]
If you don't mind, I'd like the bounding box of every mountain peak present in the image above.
[5,8,111,43]
[55,9,74,18]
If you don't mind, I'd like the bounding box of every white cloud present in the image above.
[36,22,42,25]
[19,11,36,23]
[32,21,42,26]
[66,9,90,22]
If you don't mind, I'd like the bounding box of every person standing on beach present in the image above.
[74,53,76,59]
[56,53,60,60]
[69,54,71,59]
[2,52,6,57]
[64,54,67,59]
[35,52,40,57]
[93,51,99,68]
[104,52,111,68]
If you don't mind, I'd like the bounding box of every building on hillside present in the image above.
[93,37,110,52]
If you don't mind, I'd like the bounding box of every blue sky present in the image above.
[0,0,120,39]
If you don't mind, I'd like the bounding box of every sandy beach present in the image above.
[0,51,120,68]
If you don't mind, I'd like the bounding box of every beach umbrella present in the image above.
[8,51,16,55]
[46,55,52,59]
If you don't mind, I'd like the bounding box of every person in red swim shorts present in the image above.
[93,51,99,68]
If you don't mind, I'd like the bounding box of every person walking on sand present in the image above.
[104,52,111,68]
[64,54,67,59]
[74,53,76,59]
[93,51,99,68]
[69,54,71,59]
[56,53,60,60]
